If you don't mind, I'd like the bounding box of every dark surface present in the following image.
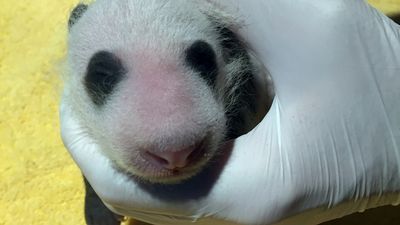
[321,205,400,225]
[389,14,400,24]
[84,177,123,225]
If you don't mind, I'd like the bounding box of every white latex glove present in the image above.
[60,1,400,224]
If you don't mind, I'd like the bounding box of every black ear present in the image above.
[68,3,89,29]
[211,20,259,139]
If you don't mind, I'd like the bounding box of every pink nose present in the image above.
[142,146,197,170]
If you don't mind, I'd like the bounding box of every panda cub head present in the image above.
[66,0,272,183]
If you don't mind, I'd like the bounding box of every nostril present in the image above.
[143,151,170,168]
[141,145,197,170]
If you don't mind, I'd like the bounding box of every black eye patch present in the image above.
[85,51,126,106]
[185,40,218,87]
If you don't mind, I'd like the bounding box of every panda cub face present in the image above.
[66,0,271,183]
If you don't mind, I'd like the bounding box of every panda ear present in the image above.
[68,3,89,29]
[206,16,247,64]
[208,16,261,138]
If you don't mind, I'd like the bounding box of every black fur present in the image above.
[69,3,267,224]
[85,51,126,106]
[68,3,88,29]
[185,40,218,87]
[184,26,261,139]
[214,23,260,139]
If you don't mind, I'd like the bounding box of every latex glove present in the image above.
[60,1,400,225]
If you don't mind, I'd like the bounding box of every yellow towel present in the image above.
[0,1,398,225]
[369,0,400,14]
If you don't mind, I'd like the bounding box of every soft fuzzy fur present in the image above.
[66,0,272,183]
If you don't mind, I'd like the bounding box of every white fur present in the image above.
[65,0,271,182]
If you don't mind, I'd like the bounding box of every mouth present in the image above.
[125,137,214,183]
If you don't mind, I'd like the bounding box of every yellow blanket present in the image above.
[0,1,398,225]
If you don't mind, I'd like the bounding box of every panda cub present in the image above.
[65,0,273,224]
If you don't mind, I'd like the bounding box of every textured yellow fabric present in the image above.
[369,0,400,14]
[0,1,86,224]
[0,1,398,225]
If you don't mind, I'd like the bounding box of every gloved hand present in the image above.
[60,1,400,225]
